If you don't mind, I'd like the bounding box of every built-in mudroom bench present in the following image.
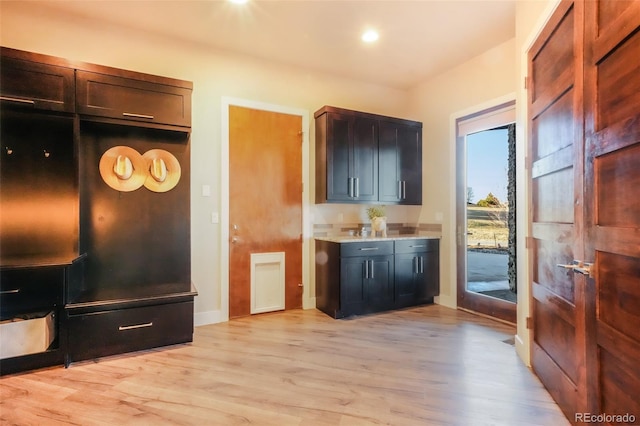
[0,47,196,374]
[315,236,439,319]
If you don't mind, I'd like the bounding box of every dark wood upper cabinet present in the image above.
[315,106,422,205]
[0,57,75,113]
[76,71,191,129]
[379,121,422,205]
[322,112,378,202]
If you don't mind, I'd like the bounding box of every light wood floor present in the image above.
[1,305,569,425]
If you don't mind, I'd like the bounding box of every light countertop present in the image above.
[315,235,440,243]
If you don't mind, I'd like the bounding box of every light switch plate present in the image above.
[202,185,211,197]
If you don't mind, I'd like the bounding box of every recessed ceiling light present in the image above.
[362,29,379,43]
[229,0,248,4]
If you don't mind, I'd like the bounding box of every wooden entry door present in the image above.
[529,0,640,421]
[229,105,303,318]
[528,1,585,419]
[584,0,640,418]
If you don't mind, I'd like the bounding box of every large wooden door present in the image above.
[528,1,585,419]
[529,0,640,422]
[584,0,640,418]
[229,106,303,318]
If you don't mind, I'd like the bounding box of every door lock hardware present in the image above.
[556,260,593,278]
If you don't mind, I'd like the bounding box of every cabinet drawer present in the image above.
[67,301,194,363]
[394,239,438,254]
[76,71,191,128]
[0,58,75,113]
[0,268,64,320]
[340,241,394,257]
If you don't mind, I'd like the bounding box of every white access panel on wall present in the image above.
[250,252,285,314]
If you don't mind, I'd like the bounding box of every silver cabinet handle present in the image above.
[409,244,426,248]
[1,96,35,105]
[413,256,419,274]
[119,322,153,331]
[354,177,359,198]
[369,260,374,279]
[398,180,402,199]
[359,247,379,251]
[348,177,354,198]
[0,289,20,294]
[364,260,369,279]
[402,181,406,199]
[122,112,154,119]
[420,256,424,273]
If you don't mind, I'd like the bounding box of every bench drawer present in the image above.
[67,301,193,363]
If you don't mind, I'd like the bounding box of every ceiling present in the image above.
[37,0,516,90]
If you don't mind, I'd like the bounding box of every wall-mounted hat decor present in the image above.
[142,149,181,193]
[99,146,146,192]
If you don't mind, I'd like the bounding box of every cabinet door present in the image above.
[351,117,378,201]
[340,257,368,315]
[0,57,75,113]
[378,122,402,203]
[421,251,440,299]
[76,71,191,128]
[340,254,394,316]
[398,124,422,205]
[394,253,421,308]
[367,255,394,311]
[326,113,353,201]
[379,121,422,205]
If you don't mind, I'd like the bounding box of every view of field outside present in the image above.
[465,127,513,302]
[466,128,509,251]
[467,206,508,250]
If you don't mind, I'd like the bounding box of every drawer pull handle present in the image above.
[1,96,36,105]
[122,112,155,120]
[359,247,379,251]
[118,322,153,331]
[0,289,20,294]
[410,245,426,248]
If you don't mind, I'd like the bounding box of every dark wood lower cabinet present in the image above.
[340,254,394,316]
[0,48,196,375]
[65,300,194,364]
[0,256,84,376]
[316,238,439,319]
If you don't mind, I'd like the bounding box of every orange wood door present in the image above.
[528,1,586,419]
[584,0,640,418]
[229,106,302,318]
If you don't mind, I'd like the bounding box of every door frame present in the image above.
[454,99,516,324]
[221,97,311,322]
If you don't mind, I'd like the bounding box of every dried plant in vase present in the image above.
[366,206,387,237]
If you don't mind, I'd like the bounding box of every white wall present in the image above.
[1,2,560,366]
[406,38,518,309]
[404,0,559,368]
[0,2,410,323]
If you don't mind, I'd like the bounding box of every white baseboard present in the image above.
[303,296,316,310]
[194,310,224,327]
[194,299,317,327]
[435,294,456,309]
